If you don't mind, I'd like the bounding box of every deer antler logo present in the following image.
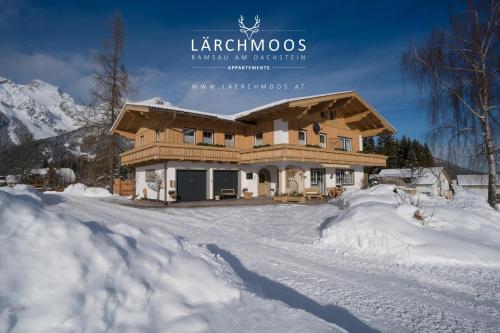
[238,15,260,40]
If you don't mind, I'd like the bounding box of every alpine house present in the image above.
[111,91,396,201]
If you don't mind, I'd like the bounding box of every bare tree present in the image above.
[88,12,131,192]
[402,0,499,208]
[147,171,165,201]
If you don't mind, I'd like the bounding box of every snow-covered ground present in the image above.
[1,185,499,332]
[320,185,500,266]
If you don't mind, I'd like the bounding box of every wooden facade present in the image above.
[111,92,395,167]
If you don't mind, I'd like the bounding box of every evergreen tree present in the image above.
[377,134,399,168]
[363,137,376,153]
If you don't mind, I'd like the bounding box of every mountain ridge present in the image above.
[0,76,84,148]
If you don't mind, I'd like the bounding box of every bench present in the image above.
[304,187,323,200]
[219,188,238,199]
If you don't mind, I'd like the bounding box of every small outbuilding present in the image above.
[456,174,500,202]
[374,167,452,198]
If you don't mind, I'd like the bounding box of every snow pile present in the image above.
[5,175,20,186]
[56,168,76,183]
[320,185,500,266]
[62,183,111,197]
[0,186,241,332]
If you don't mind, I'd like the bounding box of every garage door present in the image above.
[176,170,207,201]
[213,170,238,197]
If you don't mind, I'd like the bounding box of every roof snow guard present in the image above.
[111,91,396,139]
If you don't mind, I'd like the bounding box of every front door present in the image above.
[310,169,326,194]
[258,169,271,196]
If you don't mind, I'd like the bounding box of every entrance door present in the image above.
[176,170,207,201]
[258,169,271,196]
[310,169,326,194]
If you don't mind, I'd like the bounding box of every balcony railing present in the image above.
[120,142,240,165]
[120,142,387,166]
[239,144,387,166]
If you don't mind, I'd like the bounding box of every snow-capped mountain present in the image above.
[0,76,84,148]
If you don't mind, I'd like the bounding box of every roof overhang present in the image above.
[111,91,396,139]
[234,91,396,137]
[110,103,241,139]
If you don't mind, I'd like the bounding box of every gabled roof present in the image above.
[456,174,500,186]
[377,167,446,185]
[232,91,353,119]
[125,97,234,121]
[111,91,396,137]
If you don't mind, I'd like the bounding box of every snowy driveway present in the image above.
[50,195,500,332]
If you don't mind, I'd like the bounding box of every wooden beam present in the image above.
[344,110,371,123]
[330,96,354,110]
[114,130,136,140]
[360,127,388,137]
[297,105,313,119]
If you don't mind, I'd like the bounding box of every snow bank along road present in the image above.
[50,192,500,333]
[54,196,500,332]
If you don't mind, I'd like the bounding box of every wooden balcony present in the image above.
[239,144,387,166]
[120,143,387,167]
[120,142,240,165]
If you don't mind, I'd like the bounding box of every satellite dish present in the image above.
[313,122,321,134]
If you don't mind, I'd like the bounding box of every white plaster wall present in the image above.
[136,161,370,200]
[355,165,364,188]
[239,165,278,197]
[135,163,166,201]
[303,170,311,188]
[136,167,145,198]
[325,167,336,188]
[240,170,258,196]
[358,135,363,152]
[273,119,289,144]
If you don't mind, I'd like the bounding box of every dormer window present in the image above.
[298,130,307,145]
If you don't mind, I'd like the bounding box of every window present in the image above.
[145,169,156,182]
[225,133,235,147]
[336,170,354,185]
[202,130,213,144]
[319,133,327,148]
[298,130,307,145]
[320,111,326,119]
[311,171,319,185]
[183,128,195,144]
[155,129,160,142]
[255,131,263,146]
[140,135,144,146]
[339,137,352,151]
[246,172,253,180]
[329,110,336,120]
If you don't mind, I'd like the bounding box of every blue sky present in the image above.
[0,0,459,140]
